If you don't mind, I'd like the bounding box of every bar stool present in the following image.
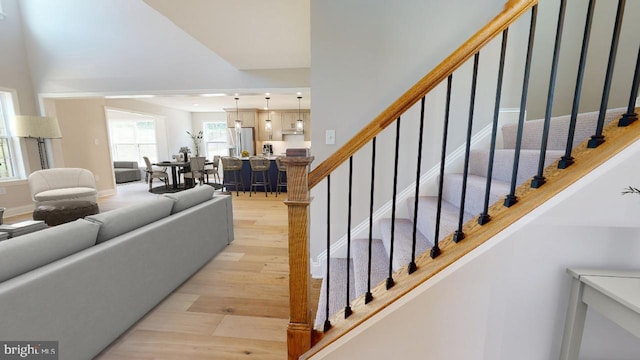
[275,156,287,197]
[221,156,244,196]
[249,156,272,197]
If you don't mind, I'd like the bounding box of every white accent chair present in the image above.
[28,168,98,206]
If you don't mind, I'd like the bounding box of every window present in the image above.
[108,113,157,165]
[0,91,18,179]
[203,122,228,158]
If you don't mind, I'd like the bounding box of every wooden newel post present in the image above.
[282,156,315,360]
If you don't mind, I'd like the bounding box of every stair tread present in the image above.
[352,238,389,298]
[442,173,510,216]
[314,257,355,329]
[412,196,474,241]
[469,148,564,184]
[379,218,432,272]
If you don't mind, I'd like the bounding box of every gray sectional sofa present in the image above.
[113,161,142,183]
[0,186,234,360]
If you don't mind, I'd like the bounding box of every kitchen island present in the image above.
[238,157,285,194]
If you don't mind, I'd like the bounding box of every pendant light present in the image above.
[234,97,242,133]
[296,96,304,132]
[265,97,272,140]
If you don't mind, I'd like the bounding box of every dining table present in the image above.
[154,160,218,189]
[153,161,188,189]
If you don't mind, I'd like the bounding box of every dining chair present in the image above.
[183,156,206,187]
[143,156,169,192]
[204,155,221,183]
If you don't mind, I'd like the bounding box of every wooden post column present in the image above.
[282,156,314,360]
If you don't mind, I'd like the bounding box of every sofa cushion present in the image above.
[34,187,98,202]
[114,168,141,184]
[163,186,215,214]
[0,219,100,283]
[86,197,174,244]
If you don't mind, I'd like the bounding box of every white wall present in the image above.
[308,0,526,261]
[527,0,640,119]
[307,0,640,265]
[0,0,43,215]
[311,139,640,360]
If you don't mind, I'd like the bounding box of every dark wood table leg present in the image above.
[170,167,178,189]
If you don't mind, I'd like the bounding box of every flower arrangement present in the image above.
[179,146,191,154]
[187,130,203,156]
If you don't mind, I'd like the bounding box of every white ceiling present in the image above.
[143,0,310,70]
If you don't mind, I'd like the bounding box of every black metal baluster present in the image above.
[619,44,640,127]
[433,75,453,251]
[453,52,480,244]
[344,157,353,318]
[531,0,567,189]
[559,0,596,169]
[589,0,626,147]
[323,175,331,332]
[505,5,537,207]
[479,29,509,225]
[408,97,426,275]
[387,118,401,290]
[365,138,376,304]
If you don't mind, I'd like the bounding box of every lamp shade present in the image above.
[13,116,62,139]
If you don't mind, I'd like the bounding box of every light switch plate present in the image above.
[326,129,335,145]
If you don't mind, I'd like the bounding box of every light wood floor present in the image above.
[5,187,321,359]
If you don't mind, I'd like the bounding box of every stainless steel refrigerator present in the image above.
[227,127,255,157]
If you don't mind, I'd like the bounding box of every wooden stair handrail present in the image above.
[308,0,538,189]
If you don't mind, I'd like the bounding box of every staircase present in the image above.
[282,0,640,359]
[313,107,626,329]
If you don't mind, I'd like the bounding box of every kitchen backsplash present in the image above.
[257,136,311,156]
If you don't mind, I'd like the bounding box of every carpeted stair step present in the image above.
[408,195,473,245]
[468,148,564,184]
[501,107,624,151]
[314,257,355,329]
[379,218,432,272]
[442,173,510,217]
[352,238,389,297]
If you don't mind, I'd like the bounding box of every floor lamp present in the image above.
[13,115,62,169]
